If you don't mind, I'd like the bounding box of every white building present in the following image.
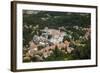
[41,27,66,44]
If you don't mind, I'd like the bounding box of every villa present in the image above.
[40,27,66,44]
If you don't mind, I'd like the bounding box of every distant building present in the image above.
[41,27,66,44]
[73,26,79,30]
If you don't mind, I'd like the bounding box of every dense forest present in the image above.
[23,10,91,62]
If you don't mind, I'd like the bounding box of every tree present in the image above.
[45,46,67,61]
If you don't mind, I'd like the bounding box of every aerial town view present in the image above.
[23,10,91,62]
